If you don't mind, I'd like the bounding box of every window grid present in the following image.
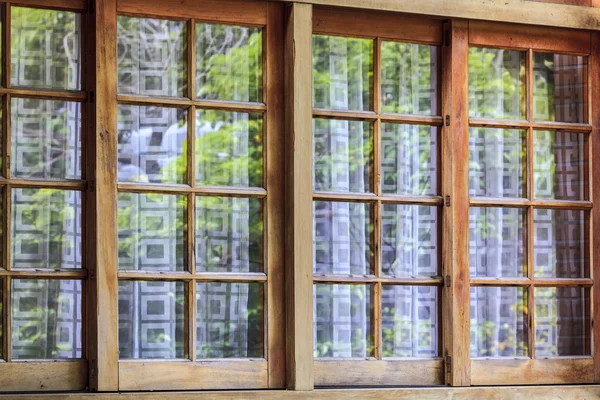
[0,3,88,363]
[312,32,444,362]
[468,47,593,360]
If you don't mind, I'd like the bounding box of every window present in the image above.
[0,0,599,394]
[311,7,444,386]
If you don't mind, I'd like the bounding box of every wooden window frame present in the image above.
[0,0,598,393]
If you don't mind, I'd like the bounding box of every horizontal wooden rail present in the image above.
[118,271,268,282]
[118,184,267,197]
[313,274,443,285]
[117,95,267,113]
[313,192,444,205]
[470,197,593,209]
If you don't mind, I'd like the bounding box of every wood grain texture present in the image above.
[118,360,268,391]
[441,19,470,387]
[91,0,119,391]
[117,0,267,25]
[469,20,591,54]
[273,0,600,30]
[590,31,600,382]
[471,358,594,385]
[313,6,442,44]
[4,386,600,399]
[0,361,88,392]
[314,360,443,386]
[284,2,314,391]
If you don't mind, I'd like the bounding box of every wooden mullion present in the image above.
[118,271,268,282]
[3,3,9,90]
[7,179,87,190]
[2,276,9,361]
[265,2,285,388]
[441,19,470,386]
[90,0,119,390]
[187,279,196,361]
[526,48,535,360]
[284,2,313,390]
[117,183,266,198]
[0,88,88,102]
[591,31,600,383]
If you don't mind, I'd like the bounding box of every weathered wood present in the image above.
[90,0,119,390]
[117,0,267,25]
[314,359,444,386]
[0,361,88,392]
[590,31,600,383]
[266,1,286,388]
[313,6,442,44]
[471,358,594,385]
[118,360,268,391]
[277,0,600,31]
[441,19,470,386]
[284,2,314,391]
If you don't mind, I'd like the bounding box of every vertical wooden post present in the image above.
[88,0,119,391]
[284,2,313,391]
[590,30,600,383]
[441,19,470,387]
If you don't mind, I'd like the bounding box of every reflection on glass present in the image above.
[314,284,373,357]
[534,209,587,279]
[534,131,587,201]
[470,286,528,357]
[118,192,185,271]
[468,47,525,119]
[118,280,185,359]
[197,282,263,359]
[313,118,372,193]
[533,53,587,123]
[117,16,187,97]
[11,7,81,90]
[196,23,262,102]
[11,98,81,180]
[381,124,437,195]
[469,128,526,198]
[381,42,439,115]
[196,110,262,188]
[313,201,373,275]
[11,279,82,359]
[196,196,263,273]
[313,35,372,111]
[382,205,438,276]
[382,285,438,357]
[12,189,81,269]
[470,207,525,277]
[118,105,187,184]
[535,287,589,357]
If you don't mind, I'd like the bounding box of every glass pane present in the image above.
[196,282,263,359]
[313,284,373,357]
[534,209,588,279]
[381,124,438,195]
[470,207,525,277]
[118,192,185,271]
[196,196,263,273]
[313,118,372,193]
[196,23,262,102]
[118,280,185,359]
[381,204,438,276]
[117,16,187,97]
[470,286,528,357]
[533,53,587,123]
[11,7,81,90]
[534,131,587,201]
[11,279,82,359]
[468,47,525,119]
[196,110,262,188]
[12,189,82,269]
[11,98,82,180]
[535,287,589,357]
[382,285,439,357]
[313,201,373,275]
[312,35,372,111]
[117,105,187,184]
[469,128,526,198]
[381,42,439,115]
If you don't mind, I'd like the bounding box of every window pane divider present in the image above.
[116,95,267,112]
[0,87,88,101]
[117,271,268,283]
[469,197,593,209]
[117,183,267,197]
[313,275,443,285]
